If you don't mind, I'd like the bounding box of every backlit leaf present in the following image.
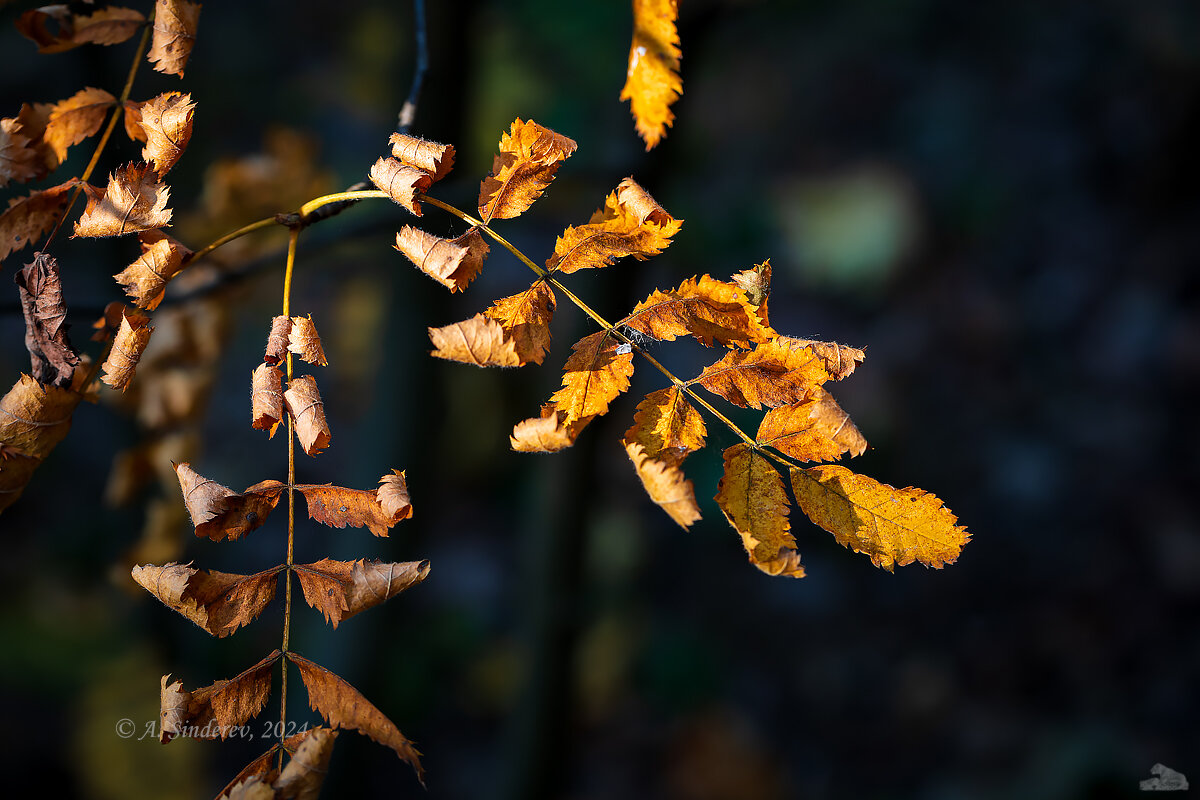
[250,363,283,437]
[294,470,412,537]
[160,650,279,743]
[428,314,521,367]
[693,337,835,409]
[0,117,40,187]
[73,162,172,237]
[370,158,431,216]
[624,275,773,348]
[548,330,635,425]
[0,372,84,514]
[620,0,682,150]
[174,462,282,541]
[137,91,194,175]
[273,727,338,800]
[16,5,145,53]
[148,0,201,77]
[101,308,153,391]
[624,386,706,466]
[112,230,191,310]
[509,405,580,453]
[388,132,455,182]
[478,118,577,223]
[294,558,429,628]
[546,177,681,274]
[0,180,77,262]
[714,444,805,578]
[395,224,487,292]
[287,315,328,367]
[756,387,866,462]
[283,375,330,456]
[626,441,700,528]
[43,87,115,164]
[482,280,556,365]
[131,562,280,637]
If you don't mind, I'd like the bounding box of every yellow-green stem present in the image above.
[187,217,279,265]
[279,227,299,763]
[298,189,387,217]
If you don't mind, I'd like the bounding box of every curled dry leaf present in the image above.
[377,469,412,521]
[715,444,805,578]
[160,650,280,743]
[101,309,153,391]
[620,0,682,150]
[74,162,172,237]
[370,158,431,216]
[791,465,969,571]
[273,727,338,800]
[264,314,291,365]
[731,260,772,326]
[283,375,330,457]
[548,330,636,425]
[216,729,314,800]
[218,778,274,800]
[0,180,77,262]
[174,462,282,541]
[131,561,280,637]
[287,315,328,366]
[138,91,195,175]
[788,338,865,381]
[295,557,429,628]
[756,387,866,463]
[16,6,146,53]
[389,132,455,182]
[395,225,487,292]
[546,177,682,274]
[293,470,412,537]
[510,406,578,453]
[43,87,116,164]
[428,314,521,367]
[113,231,191,310]
[624,275,774,349]
[0,118,40,188]
[0,373,84,513]
[626,441,701,528]
[287,653,424,784]
[149,0,201,77]
[250,363,283,437]
[15,252,79,387]
[478,118,578,223]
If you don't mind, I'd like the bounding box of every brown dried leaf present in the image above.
[216,729,313,799]
[264,315,291,365]
[389,132,455,182]
[0,117,40,188]
[478,118,578,223]
[714,444,805,578]
[546,177,682,274]
[15,252,79,387]
[218,777,275,800]
[624,386,706,467]
[160,650,279,743]
[428,313,521,367]
[624,275,774,349]
[131,561,280,637]
[626,441,701,528]
[113,230,191,309]
[694,337,835,410]
[174,462,282,541]
[756,387,866,462]
[250,363,283,437]
[377,469,412,521]
[731,260,771,326]
[15,102,58,176]
[137,91,195,175]
[122,99,146,142]
[620,0,682,150]
[295,557,429,629]
[273,727,338,800]
[288,653,424,783]
[394,224,485,291]
[17,5,145,52]
[0,373,82,463]
[283,375,330,457]
[370,158,431,216]
[483,280,556,365]
[548,330,636,425]
[44,87,115,164]
[788,338,865,380]
[73,163,172,237]
[101,308,153,391]
[149,0,201,77]
[287,315,327,367]
[0,180,77,262]
[294,470,413,537]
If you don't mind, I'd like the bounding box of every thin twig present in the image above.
[278,227,300,766]
[398,0,428,133]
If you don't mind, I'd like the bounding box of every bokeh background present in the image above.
[1,1,1197,798]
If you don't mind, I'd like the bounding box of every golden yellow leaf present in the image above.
[626,441,701,528]
[546,177,682,274]
[283,375,330,457]
[388,132,455,182]
[428,314,522,367]
[483,280,556,365]
[293,470,413,537]
[548,330,635,425]
[623,386,706,467]
[693,337,835,409]
[16,5,145,52]
[73,163,172,237]
[43,87,115,164]
[370,158,432,216]
[789,338,865,380]
[478,118,577,223]
[137,91,195,175]
[174,462,282,541]
[756,387,866,462]
[101,308,153,391]
[714,444,805,578]
[624,275,774,348]
[250,363,283,437]
[790,465,969,571]
[294,558,429,628]
[0,180,77,262]
[112,231,191,310]
[160,650,279,743]
[394,224,487,291]
[131,562,280,637]
[509,406,579,453]
[620,0,682,150]
[148,0,201,77]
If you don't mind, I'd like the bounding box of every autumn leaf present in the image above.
[73,162,172,237]
[287,653,424,783]
[217,729,315,799]
[264,315,291,365]
[624,386,707,467]
[756,387,866,463]
[148,0,201,77]
[15,252,79,387]
[370,158,432,216]
[626,441,701,528]
[731,260,771,326]
[395,225,488,292]
[101,308,153,391]
[0,180,77,262]
[273,727,338,800]
[293,470,413,537]
[788,338,865,381]
[428,314,521,367]
[546,177,682,274]
[250,363,283,437]
[17,5,146,53]
[389,132,455,182]
[509,405,580,453]
[624,275,774,349]
[137,91,195,175]
[0,372,84,513]
[0,118,40,188]
[791,465,969,571]
[13,102,58,177]
[620,0,682,150]
[548,330,636,426]
[714,444,805,578]
[693,337,838,410]
[131,562,281,637]
[160,650,279,743]
[478,118,578,223]
[283,375,330,456]
[294,558,429,628]
[483,280,556,365]
[174,462,282,541]
[112,230,191,309]
[287,315,328,367]
[122,99,146,142]
[43,87,115,164]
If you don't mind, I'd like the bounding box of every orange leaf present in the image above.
[693,337,835,409]
[626,441,701,528]
[137,91,195,175]
[0,118,41,188]
[13,102,58,177]
[131,562,281,637]
[548,330,635,425]
[791,465,969,571]
[122,99,146,142]
[287,653,424,783]
[388,132,455,182]
[478,118,577,223]
[483,280,556,365]
[0,373,83,513]
[100,308,153,391]
[174,462,282,541]
[731,260,771,326]
[148,0,201,77]
[509,405,580,453]
[788,338,865,380]
[756,387,866,462]
[546,177,682,274]
[624,275,774,348]
[263,315,291,365]
[16,6,145,53]
[14,252,79,387]
[714,444,805,578]
[0,180,77,262]
[112,230,191,310]
[250,363,283,437]
[287,315,328,367]
[43,87,115,164]
[428,314,521,367]
[370,158,431,216]
[624,386,707,467]
[73,162,172,237]
[294,558,429,628]
[394,224,487,292]
[273,727,338,799]
[294,470,412,537]
[283,375,330,456]
[160,650,279,743]
[620,0,682,150]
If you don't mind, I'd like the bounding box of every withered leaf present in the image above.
[624,275,774,349]
[509,406,579,453]
[624,386,706,467]
[293,470,412,537]
[546,177,681,274]
[283,375,330,457]
[149,0,201,77]
[295,557,429,628]
[174,462,282,541]
[0,118,40,188]
[715,444,805,578]
[122,99,146,142]
[250,363,283,437]
[731,260,771,326]
[287,653,424,783]
[160,650,279,743]
[789,338,865,381]
[113,230,191,309]
[273,727,338,800]
[394,225,486,292]
[17,6,145,53]
[791,465,969,571]
[137,91,195,175]
[15,252,79,387]
[264,314,291,365]
[428,314,521,367]
[548,330,635,425]
[287,315,328,367]
[43,87,116,164]
[100,308,153,391]
[626,441,701,528]
[756,387,866,463]
[0,372,84,513]
[478,118,577,223]
[0,180,77,262]
[131,562,281,637]
[370,158,431,216]
[218,778,274,800]
[73,163,172,237]
[216,729,314,800]
[483,280,556,365]
[620,0,682,150]
[693,337,836,409]
[389,132,455,182]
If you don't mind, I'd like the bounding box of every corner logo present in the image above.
[1140,764,1189,792]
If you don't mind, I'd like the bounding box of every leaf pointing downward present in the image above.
[620,0,682,150]
[626,441,700,528]
[714,444,805,578]
[756,387,866,462]
[148,0,201,77]
[15,252,79,387]
[548,330,635,425]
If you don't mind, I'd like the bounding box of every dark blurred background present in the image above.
[1,1,1197,798]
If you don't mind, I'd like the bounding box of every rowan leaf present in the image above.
[395,224,487,292]
[0,373,81,462]
[43,87,115,164]
[100,308,153,391]
[16,5,145,52]
[624,275,774,348]
[0,180,77,262]
[112,230,191,310]
[714,444,805,578]
[288,653,424,783]
[283,375,330,457]
[370,158,431,216]
[137,91,195,175]
[548,330,635,425]
[273,727,338,800]
[546,177,682,274]
[478,118,578,223]
[0,117,40,188]
[731,260,771,326]
[174,462,282,541]
[13,102,58,177]
[294,558,429,629]
[148,0,201,77]
[294,470,412,537]
[250,363,283,437]
[217,729,315,800]
[620,0,682,150]
[15,252,79,387]
[757,387,866,463]
[509,405,580,453]
[791,465,969,571]
[428,314,521,367]
[160,650,279,743]
[626,441,701,528]
[287,315,328,367]
[131,562,281,637]
[73,162,172,237]
[693,337,837,409]
[788,338,865,380]
[264,315,291,365]
[624,386,706,467]
[388,132,455,182]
